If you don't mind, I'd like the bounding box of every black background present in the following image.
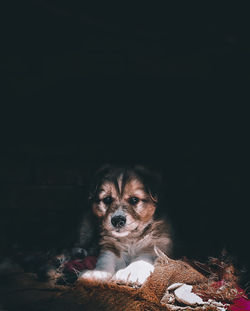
[0,1,249,284]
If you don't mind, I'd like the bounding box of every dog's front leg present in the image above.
[114,254,155,285]
[79,251,117,281]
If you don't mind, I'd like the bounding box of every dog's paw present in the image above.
[114,260,154,285]
[79,269,112,281]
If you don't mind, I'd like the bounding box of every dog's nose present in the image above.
[111,215,126,228]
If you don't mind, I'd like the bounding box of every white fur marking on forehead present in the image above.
[117,173,123,194]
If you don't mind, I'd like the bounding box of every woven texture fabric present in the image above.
[0,254,245,311]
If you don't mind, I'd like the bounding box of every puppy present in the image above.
[79,165,172,285]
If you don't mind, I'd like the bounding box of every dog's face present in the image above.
[90,166,160,237]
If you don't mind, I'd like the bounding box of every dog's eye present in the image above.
[129,197,139,205]
[102,196,113,204]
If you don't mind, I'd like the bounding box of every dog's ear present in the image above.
[134,165,163,204]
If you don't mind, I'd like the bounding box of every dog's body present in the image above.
[80,165,172,285]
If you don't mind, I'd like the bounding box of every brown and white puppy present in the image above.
[80,165,172,285]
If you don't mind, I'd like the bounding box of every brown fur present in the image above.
[100,220,172,258]
[78,165,173,285]
[41,165,172,284]
[91,166,172,260]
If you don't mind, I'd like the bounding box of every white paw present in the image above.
[79,269,112,281]
[114,260,154,285]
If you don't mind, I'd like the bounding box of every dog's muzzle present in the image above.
[111,215,126,228]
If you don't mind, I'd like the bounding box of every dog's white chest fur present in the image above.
[119,233,155,260]
[121,242,141,262]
